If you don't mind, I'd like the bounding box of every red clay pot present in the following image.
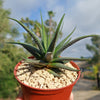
[14,58,80,100]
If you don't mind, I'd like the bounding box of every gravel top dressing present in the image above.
[16,62,78,89]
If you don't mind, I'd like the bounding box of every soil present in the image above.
[16,62,78,89]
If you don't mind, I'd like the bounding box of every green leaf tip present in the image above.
[8,17,45,54]
[55,34,99,57]
[46,68,61,77]
[7,42,42,59]
[47,14,65,53]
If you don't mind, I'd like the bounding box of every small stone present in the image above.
[24,81,29,85]
[16,62,78,89]
[38,77,45,84]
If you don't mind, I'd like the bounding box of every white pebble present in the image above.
[17,62,78,89]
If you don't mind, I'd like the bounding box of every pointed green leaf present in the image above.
[55,35,99,56]
[51,57,90,62]
[34,22,46,49]
[24,59,43,63]
[50,68,64,74]
[46,68,61,77]
[54,38,71,57]
[47,33,51,48]
[34,22,42,34]
[47,14,65,52]
[24,59,48,67]
[7,42,42,59]
[55,27,76,53]
[40,13,47,51]
[48,63,80,71]
[8,17,44,53]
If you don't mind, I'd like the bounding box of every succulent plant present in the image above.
[8,14,98,77]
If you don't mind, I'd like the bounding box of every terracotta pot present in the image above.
[14,57,80,100]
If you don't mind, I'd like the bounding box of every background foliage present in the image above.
[0,0,100,99]
[0,0,27,98]
[86,36,100,73]
[0,1,61,99]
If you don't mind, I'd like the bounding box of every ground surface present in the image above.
[73,78,100,100]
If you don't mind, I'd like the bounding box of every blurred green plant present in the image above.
[86,35,100,82]
[86,36,100,64]
[93,65,99,75]
[0,44,28,98]
[83,71,96,80]
[0,0,26,99]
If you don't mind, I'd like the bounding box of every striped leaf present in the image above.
[34,22,42,35]
[54,38,71,57]
[46,68,61,77]
[55,27,76,53]
[24,59,48,67]
[47,14,65,52]
[55,35,98,56]
[40,13,47,51]
[34,22,46,49]
[51,57,90,62]
[47,33,51,48]
[7,42,42,59]
[48,63,80,71]
[8,17,44,53]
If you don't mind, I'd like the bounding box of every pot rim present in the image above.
[14,59,80,91]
